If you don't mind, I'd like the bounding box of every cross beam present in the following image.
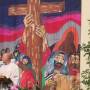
[8,2,64,15]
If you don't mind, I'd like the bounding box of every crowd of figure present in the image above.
[0,48,80,90]
[43,51,80,90]
[0,48,36,90]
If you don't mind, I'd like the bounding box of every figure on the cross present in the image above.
[21,13,48,89]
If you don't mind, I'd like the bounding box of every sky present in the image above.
[0,0,81,27]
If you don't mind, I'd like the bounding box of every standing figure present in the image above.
[45,51,71,90]
[68,54,80,90]
[54,51,70,90]
[16,55,35,90]
[0,52,20,86]
[22,13,46,88]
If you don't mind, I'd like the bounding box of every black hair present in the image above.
[5,48,10,53]
[0,77,13,89]
[0,49,6,57]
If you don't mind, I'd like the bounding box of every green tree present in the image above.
[81,31,90,90]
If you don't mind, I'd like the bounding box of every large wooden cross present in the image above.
[8,0,65,88]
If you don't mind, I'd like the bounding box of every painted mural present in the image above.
[0,0,81,90]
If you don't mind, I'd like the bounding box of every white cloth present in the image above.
[11,58,16,63]
[0,62,20,85]
[0,61,3,67]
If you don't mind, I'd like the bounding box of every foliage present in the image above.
[81,40,90,90]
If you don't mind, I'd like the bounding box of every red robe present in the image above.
[20,70,35,89]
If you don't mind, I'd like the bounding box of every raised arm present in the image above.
[22,14,34,44]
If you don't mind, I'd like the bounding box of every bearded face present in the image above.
[69,54,80,69]
[54,53,64,64]
[54,53,65,71]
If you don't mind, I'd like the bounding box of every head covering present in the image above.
[60,54,69,75]
[54,51,65,56]
[0,49,6,57]
[19,55,32,69]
